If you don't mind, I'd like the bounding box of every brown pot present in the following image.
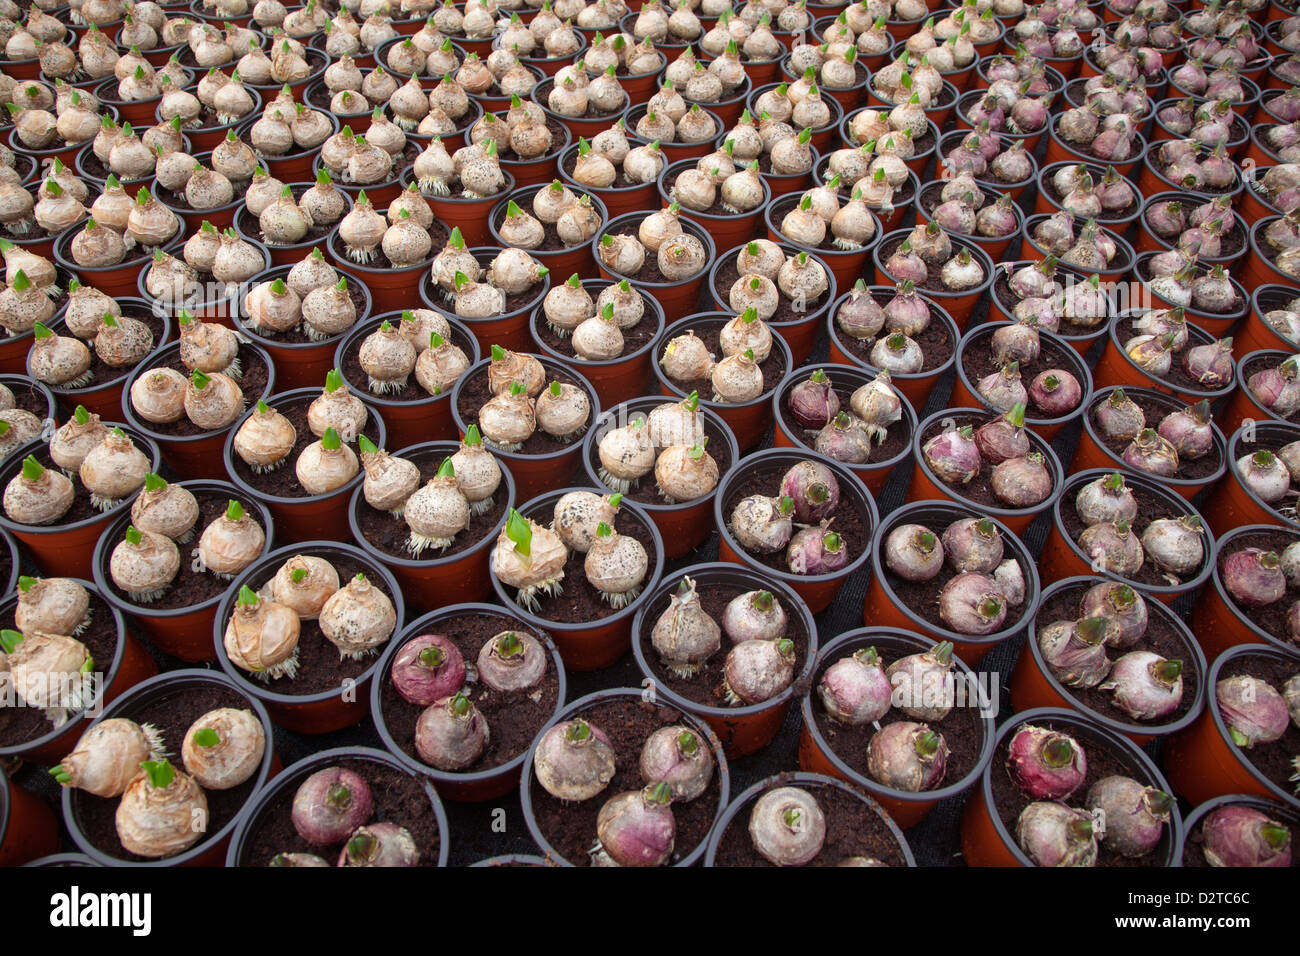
[763,191,879,298]
[1035,161,1143,230]
[1241,284,1300,357]
[985,259,1113,356]
[231,180,356,268]
[1126,253,1249,341]
[657,160,771,268]
[873,228,996,331]
[557,142,659,220]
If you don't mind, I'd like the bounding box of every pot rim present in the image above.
[0,428,162,537]
[913,405,1067,520]
[89,478,275,621]
[417,244,553,327]
[153,84,264,137]
[496,116,574,172]
[712,446,879,585]
[976,706,1184,867]
[51,199,177,276]
[345,437,515,570]
[61,667,277,867]
[799,626,998,805]
[517,685,731,867]
[628,560,820,719]
[0,576,130,759]
[233,110,343,168]
[1026,575,1210,737]
[839,109,941,162]
[1205,643,1300,809]
[1207,522,1300,654]
[210,539,407,705]
[241,47,329,92]
[1050,466,1218,596]
[1080,383,1229,488]
[745,79,846,137]
[333,309,482,411]
[653,310,795,414]
[869,498,1043,647]
[954,321,1095,429]
[487,486,665,634]
[368,600,568,786]
[1225,421,1300,529]
[592,209,717,289]
[703,769,916,866]
[579,395,739,510]
[401,163,516,209]
[769,361,918,471]
[237,258,376,352]
[529,275,664,370]
[223,744,450,867]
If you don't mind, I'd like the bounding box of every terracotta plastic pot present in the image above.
[94,70,193,127]
[222,386,387,544]
[950,322,1094,441]
[0,576,156,765]
[580,396,737,558]
[1035,161,1143,230]
[714,447,878,614]
[321,225,430,316]
[812,152,918,233]
[1222,348,1300,437]
[865,77,959,132]
[488,488,664,671]
[960,707,1184,866]
[825,285,961,411]
[487,183,609,280]
[91,479,275,662]
[498,119,573,188]
[770,362,916,496]
[531,75,630,140]
[798,627,997,829]
[1205,421,1300,537]
[593,211,716,320]
[469,853,556,866]
[1165,645,1300,810]
[864,499,1041,666]
[519,687,729,865]
[1043,120,1146,179]
[0,769,59,867]
[838,107,940,175]
[412,166,516,249]
[237,260,375,390]
[1242,284,1300,357]
[1138,139,1246,202]
[777,54,870,117]
[1072,385,1228,501]
[873,228,996,329]
[371,602,567,801]
[0,526,18,595]
[0,429,161,580]
[417,247,552,355]
[334,311,480,451]
[630,562,817,758]
[705,770,916,866]
[530,277,664,408]
[652,311,793,451]
[449,355,599,502]
[347,438,513,611]
[156,86,263,153]
[1010,576,1209,747]
[747,80,844,153]
[557,141,659,220]
[119,339,277,480]
[212,540,405,733]
[225,745,450,866]
[1040,467,1217,604]
[62,668,276,867]
[1193,523,1300,661]
[908,407,1065,537]
[952,89,1047,155]
[1178,793,1300,866]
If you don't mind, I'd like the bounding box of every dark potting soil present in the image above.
[62,308,166,393]
[242,261,377,347]
[638,581,811,708]
[667,321,787,401]
[601,411,733,507]
[526,697,721,866]
[1043,173,1138,222]
[235,553,384,695]
[1183,803,1299,867]
[1091,391,1225,480]
[533,287,658,361]
[355,451,507,560]
[1241,353,1300,425]
[991,268,1108,340]
[6,378,53,419]
[877,236,984,296]
[230,395,381,500]
[712,781,908,866]
[606,222,706,286]
[237,756,442,867]
[727,465,870,577]
[524,505,656,624]
[960,330,1082,422]
[777,378,911,465]
[1219,530,1300,645]
[712,257,831,327]
[1035,583,1199,727]
[918,412,1052,513]
[1060,480,1204,589]
[810,645,985,791]
[104,492,258,612]
[377,611,559,772]
[455,364,589,454]
[1216,655,1300,800]
[990,719,1169,867]
[0,591,118,747]
[71,683,261,862]
[145,343,270,438]
[840,293,954,374]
